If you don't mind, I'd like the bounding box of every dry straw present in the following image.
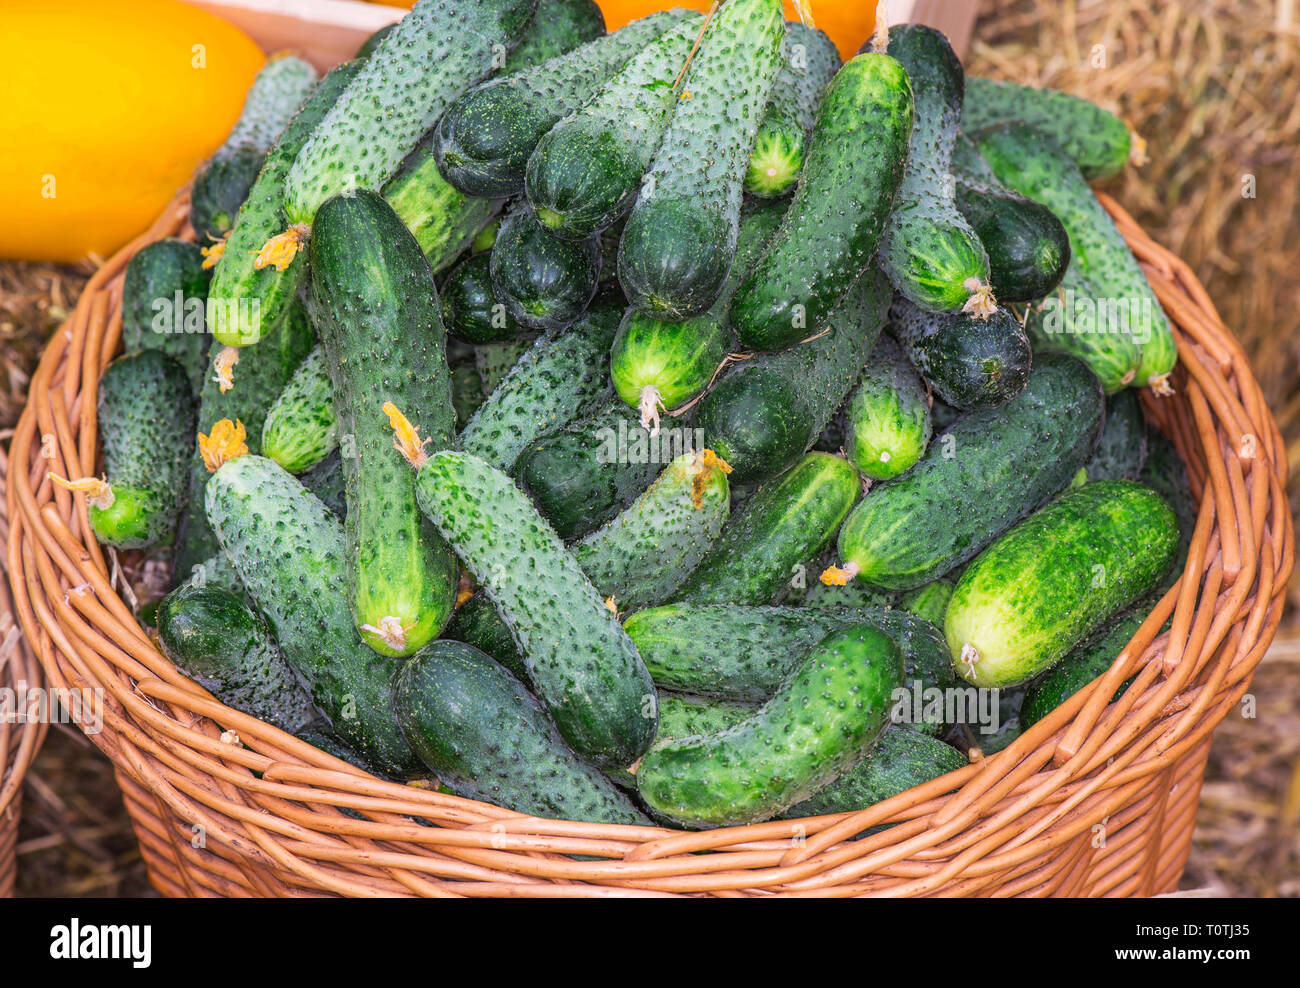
[2,188,1291,897]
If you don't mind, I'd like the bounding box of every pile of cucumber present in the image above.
[73,0,1194,831]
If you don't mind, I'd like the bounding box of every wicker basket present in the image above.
[3,189,1291,897]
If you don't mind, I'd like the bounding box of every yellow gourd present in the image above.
[0,0,265,263]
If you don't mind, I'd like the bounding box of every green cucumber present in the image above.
[675,452,858,606]
[356,24,396,59]
[962,76,1132,181]
[260,345,337,474]
[156,583,316,733]
[698,268,891,484]
[930,397,962,431]
[450,361,489,427]
[575,450,731,612]
[434,9,688,198]
[653,691,755,746]
[1019,607,1146,729]
[636,623,902,827]
[182,552,246,599]
[489,203,601,330]
[1139,430,1196,586]
[976,123,1176,392]
[844,334,931,480]
[888,293,1031,411]
[505,0,606,72]
[474,339,533,397]
[802,575,895,613]
[121,238,211,397]
[309,189,458,657]
[191,55,318,240]
[439,252,523,344]
[899,578,954,627]
[442,592,529,685]
[409,449,658,768]
[458,295,621,470]
[79,350,195,549]
[524,15,702,239]
[730,53,912,351]
[617,0,785,319]
[284,0,538,224]
[744,21,841,198]
[946,480,1178,687]
[1084,389,1148,481]
[207,59,363,347]
[205,454,418,776]
[393,641,648,824]
[300,449,346,520]
[1026,265,1141,394]
[295,721,378,775]
[954,177,1071,303]
[833,353,1105,592]
[877,25,992,315]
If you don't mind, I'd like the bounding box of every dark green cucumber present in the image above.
[617,0,785,320]
[474,339,532,396]
[410,449,658,768]
[299,448,346,520]
[443,591,529,684]
[450,361,489,427]
[1139,430,1196,587]
[844,334,931,480]
[730,53,912,351]
[285,0,538,224]
[954,177,1071,303]
[802,575,895,613]
[1084,389,1148,481]
[877,25,991,315]
[458,295,621,470]
[355,24,395,59]
[962,76,1132,180]
[434,10,688,198]
[976,124,1176,392]
[156,583,316,733]
[121,238,211,397]
[489,202,601,330]
[295,720,378,775]
[698,267,891,484]
[524,15,702,239]
[505,0,605,72]
[309,189,459,657]
[575,450,731,613]
[888,293,1031,411]
[637,624,902,827]
[652,691,756,746]
[675,452,858,606]
[946,480,1178,687]
[745,21,841,198]
[393,641,648,824]
[207,59,363,347]
[205,454,418,776]
[514,392,665,540]
[1024,265,1140,395]
[191,55,318,240]
[898,577,954,627]
[260,345,337,473]
[439,251,523,344]
[82,350,195,549]
[930,397,962,431]
[182,552,246,599]
[1019,607,1146,729]
[834,353,1105,591]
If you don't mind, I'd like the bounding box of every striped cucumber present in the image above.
[260,345,337,473]
[844,334,931,480]
[121,238,211,397]
[617,0,785,319]
[899,578,954,627]
[439,251,523,344]
[1084,388,1148,481]
[730,52,913,351]
[308,189,458,657]
[946,480,1178,687]
[489,202,601,330]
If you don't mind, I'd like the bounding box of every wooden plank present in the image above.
[886,0,980,58]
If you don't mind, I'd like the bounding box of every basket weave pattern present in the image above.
[3,190,1292,897]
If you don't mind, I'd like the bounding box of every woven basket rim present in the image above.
[2,188,1292,897]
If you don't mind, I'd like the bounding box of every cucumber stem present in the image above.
[254,223,311,273]
[213,346,240,393]
[49,473,115,510]
[689,448,732,509]
[1148,373,1175,397]
[961,278,999,319]
[361,616,409,652]
[639,385,666,437]
[960,642,981,680]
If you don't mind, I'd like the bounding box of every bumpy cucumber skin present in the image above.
[963,76,1131,180]
[285,0,538,224]
[946,480,1178,688]
[1084,389,1148,481]
[837,353,1105,592]
[122,239,211,398]
[618,0,785,320]
[954,178,1071,303]
[300,448,346,519]
[443,592,530,684]
[474,339,532,396]
[803,576,895,613]
[899,578,954,627]
[92,351,196,549]
[413,450,658,769]
[261,345,337,473]
[675,452,858,606]
[699,268,891,484]
[207,60,362,348]
[575,451,730,612]
[525,17,700,239]
[355,24,395,59]
[514,392,664,540]
[845,334,931,480]
[393,641,648,824]
[1139,430,1196,586]
[889,294,1031,411]
[192,148,265,242]
[440,252,522,344]
[1025,265,1142,395]
[309,189,458,657]
[435,10,686,198]
[459,296,620,470]
[156,583,317,733]
[652,691,756,747]
[182,552,247,599]
[1019,607,1146,729]
[878,26,990,314]
[489,203,601,331]
[450,362,489,427]
[977,124,1175,390]
[504,0,605,73]
[637,624,903,827]
[205,455,418,776]
[731,54,911,351]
